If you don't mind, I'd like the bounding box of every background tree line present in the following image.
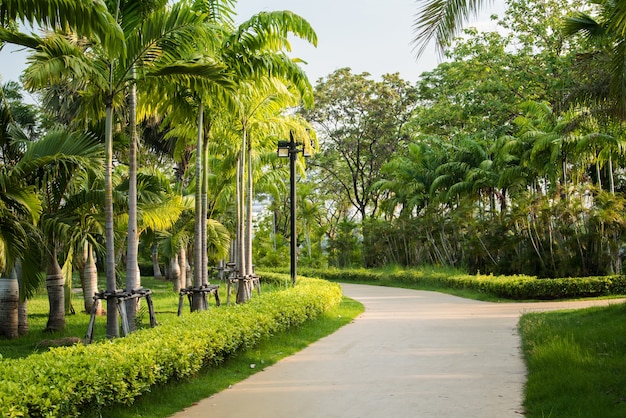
[256,0,626,278]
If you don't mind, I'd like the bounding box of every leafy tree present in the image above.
[304,68,418,222]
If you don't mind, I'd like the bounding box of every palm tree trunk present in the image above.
[609,156,615,194]
[82,244,101,315]
[185,249,192,287]
[45,248,66,332]
[125,76,139,332]
[0,270,19,339]
[192,102,204,311]
[179,247,187,289]
[235,154,243,275]
[16,260,28,336]
[171,254,181,293]
[201,124,209,286]
[237,128,250,304]
[246,133,253,272]
[105,98,118,338]
[305,221,312,258]
[151,243,163,280]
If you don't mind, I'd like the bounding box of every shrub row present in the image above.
[0,277,342,417]
[300,268,626,300]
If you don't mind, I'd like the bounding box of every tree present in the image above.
[563,0,626,119]
[15,0,233,334]
[220,10,316,300]
[26,128,103,331]
[304,69,418,222]
[0,124,102,333]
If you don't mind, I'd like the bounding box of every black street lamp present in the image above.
[277,131,310,286]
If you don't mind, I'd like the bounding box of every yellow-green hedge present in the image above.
[0,277,341,417]
[301,268,626,300]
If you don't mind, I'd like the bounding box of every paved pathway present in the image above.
[172,284,625,418]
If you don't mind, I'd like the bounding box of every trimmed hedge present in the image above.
[0,277,341,417]
[300,268,626,300]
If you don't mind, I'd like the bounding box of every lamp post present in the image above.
[277,131,309,286]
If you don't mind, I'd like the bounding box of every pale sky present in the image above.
[0,0,506,87]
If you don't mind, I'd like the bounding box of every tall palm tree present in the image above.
[0,0,121,336]
[24,128,103,331]
[221,11,316,301]
[161,5,317,305]
[17,0,232,334]
[0,125,102,332]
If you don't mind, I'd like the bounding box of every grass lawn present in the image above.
[520,303,626,418]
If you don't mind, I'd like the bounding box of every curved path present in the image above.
[173,284,625,418]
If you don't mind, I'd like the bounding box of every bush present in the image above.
[0,277,341,417]
[302,267,626,300]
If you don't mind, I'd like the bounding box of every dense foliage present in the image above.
[251,0,626,278]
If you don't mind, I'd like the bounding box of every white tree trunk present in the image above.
[15,260,28,336]
[171,254,181,293]
[0,274,19,339]
[192,102,204,311]
[126,75,140,332]
[201,128,209,286]
[45,249,65,332]
[179,247,187,290]
[237,127,251,303]
[246,133,254,275]
[152,243,163,280]
[83,245,101,315]
[104,99,118,338]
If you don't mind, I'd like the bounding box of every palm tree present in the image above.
[16,0,232,334]
[0,125,102,333]
[161,5,317,305]
[563,0,626,119]
[222,11,316,301]
[0,0,123,53]
[24,128,103,331]
[0,0,121,336]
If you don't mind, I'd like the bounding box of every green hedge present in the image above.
[0,277,341,417]
[299,268,626,300]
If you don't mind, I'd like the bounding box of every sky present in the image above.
[0,0,506,88]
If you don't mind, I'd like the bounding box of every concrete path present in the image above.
[172,284,626,418]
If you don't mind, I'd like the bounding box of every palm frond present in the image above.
[0,0,123,54]
[412,0,489,57]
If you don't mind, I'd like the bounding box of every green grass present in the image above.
[520,303,626,418]
[79,296,363,418]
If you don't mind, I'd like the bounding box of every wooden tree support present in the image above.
[215,263,261,305]
[85,288,157,344]
[177,284,221,315]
